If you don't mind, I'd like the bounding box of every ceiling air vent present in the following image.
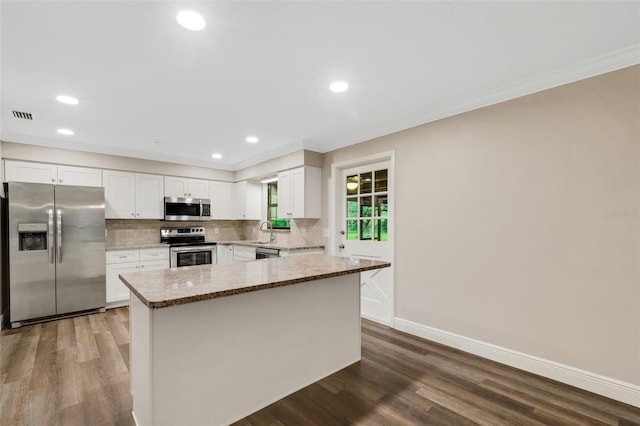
[12,110,33,120]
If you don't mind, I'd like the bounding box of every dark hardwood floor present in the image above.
[1,308,639,425]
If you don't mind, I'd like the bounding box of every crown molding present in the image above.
[317,44,640,154]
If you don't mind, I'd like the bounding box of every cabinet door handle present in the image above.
[136,213,140,216]
[131,213,135,216]
[59,179,63,183]
[338,244,345,249]
[51,178,55,183]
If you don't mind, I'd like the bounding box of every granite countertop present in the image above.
[120,254,390,309]
[106,243,170,251]
[217,240,325,251]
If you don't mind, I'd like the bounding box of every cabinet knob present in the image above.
[59,179,63,183]
[141,265,144,268]
[188,193,191,196]
[51,178,55,183]
[184,193,187,196]
[131,213,135,216]
[339,244,345,249]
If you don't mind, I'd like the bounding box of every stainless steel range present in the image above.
[161,227,217,268]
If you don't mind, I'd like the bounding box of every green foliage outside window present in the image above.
[267,182,290,229]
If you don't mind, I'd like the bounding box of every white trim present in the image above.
[394,317,640,408]
[317,45,640,155]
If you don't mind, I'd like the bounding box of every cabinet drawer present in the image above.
[140,248,169,261]
[140,259,169,271]
[106,250,140,264]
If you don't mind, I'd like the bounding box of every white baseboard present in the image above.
[394,317,640,408]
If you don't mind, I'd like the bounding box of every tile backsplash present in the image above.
[106,219,322,247]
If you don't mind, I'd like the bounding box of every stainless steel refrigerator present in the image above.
[5,182,106,327]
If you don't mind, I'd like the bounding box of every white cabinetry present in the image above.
[217,244,234,264]
[277,166,321,219]
[210,181,233,219]
[164,176,210,199]
[4,160,102,187]
[233,181,261,220]
[106,247,169,307]
[233,245,256,262]
[104,171,164,219]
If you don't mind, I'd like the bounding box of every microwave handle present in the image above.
[199,200,202,221]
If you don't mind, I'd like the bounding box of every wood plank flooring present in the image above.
[2,308,639,425]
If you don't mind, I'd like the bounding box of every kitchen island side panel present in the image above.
[136,274,361,426]
[130,294,152,426]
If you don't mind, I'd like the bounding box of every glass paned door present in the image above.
[345,168,389,241]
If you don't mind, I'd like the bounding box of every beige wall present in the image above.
[234,149,322,181]
[1,142,323,183]
[1,142,235,181]
[322,65,640,385]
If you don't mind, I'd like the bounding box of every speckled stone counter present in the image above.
[216,240,325,251]
[120,254,389,309]
[126,254,390,425]
[106,242,169,251]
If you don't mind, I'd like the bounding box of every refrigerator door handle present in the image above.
[48,208,55,264]
[57,208,63,263]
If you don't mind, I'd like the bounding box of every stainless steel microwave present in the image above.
[164,197,211,221]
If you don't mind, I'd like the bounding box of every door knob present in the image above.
[338,244,345,249]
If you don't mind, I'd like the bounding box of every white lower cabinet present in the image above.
[106,247,169,307]
[233,245,256,262]
[217,244,234,264]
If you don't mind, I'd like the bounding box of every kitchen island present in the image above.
[120,254,390,426]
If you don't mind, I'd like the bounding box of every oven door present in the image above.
[170,246,216,268]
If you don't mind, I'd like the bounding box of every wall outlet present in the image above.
[323,228,330,238]
[214,227,219,234]
[301,228,307,236]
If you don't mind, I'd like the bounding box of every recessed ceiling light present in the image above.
[177,10,206,31]
[57,128,74,136]
[246,136,259,143]
[56,95,79,105]
[329,81,349,93]
[211,153,223,159]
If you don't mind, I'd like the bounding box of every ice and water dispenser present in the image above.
[18,223,48,251]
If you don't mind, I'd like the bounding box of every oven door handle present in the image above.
[171,246,216,253]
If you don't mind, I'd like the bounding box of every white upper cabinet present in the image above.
[104,171,136,219]
[57,165,102,187]
[233,181,261,220]
[164,176,209,199]
[4,160,58,184]
[210,181,233,219]
[135,173,164,219]
[277,166,321,219]
[4,160,102,187]
[104,170,164,219]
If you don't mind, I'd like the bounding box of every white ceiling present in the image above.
[1,1,639,171]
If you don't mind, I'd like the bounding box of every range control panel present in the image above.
[161,227,205,238]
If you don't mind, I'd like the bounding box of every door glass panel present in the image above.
[346,175,358,196]
[360,172,372,194]
[346,198,358,218]
[360,196,372,217]
[375,169,388,192]
[374,219,388,241]
[360,219,372,240]
[346,220,358,240]
[375,195,388,217]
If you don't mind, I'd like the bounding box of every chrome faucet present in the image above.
[260,221,276,242]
